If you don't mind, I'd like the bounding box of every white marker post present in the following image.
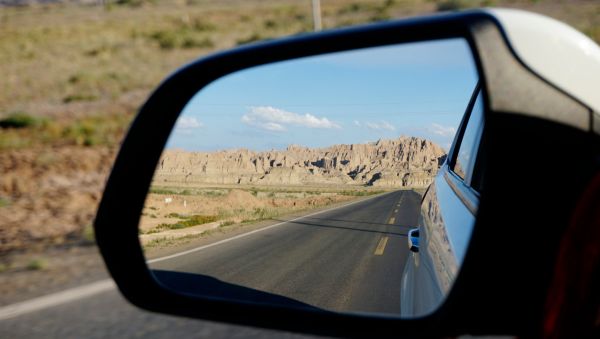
[312,0,322,31]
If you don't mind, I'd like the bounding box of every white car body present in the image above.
[400,9,600,317]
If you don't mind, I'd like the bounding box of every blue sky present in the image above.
[167,38,478,152]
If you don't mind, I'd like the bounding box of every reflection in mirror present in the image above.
[140,39,480,317]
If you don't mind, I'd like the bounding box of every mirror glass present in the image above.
[140,38,480,318]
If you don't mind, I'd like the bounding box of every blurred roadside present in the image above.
[1,0,599,302]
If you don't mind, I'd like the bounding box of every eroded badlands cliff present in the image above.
[155,136,446,188]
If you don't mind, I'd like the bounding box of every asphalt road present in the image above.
[1,190,421,338]
[150,190,421,314]
[0,286,316,339]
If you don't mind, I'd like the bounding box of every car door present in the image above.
[401,85,484,317]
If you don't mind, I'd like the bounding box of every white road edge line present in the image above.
[0,190,399,320]
[0,279,116,321]
[147,190,395,264]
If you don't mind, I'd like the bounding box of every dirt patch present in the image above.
[0,146,117,255]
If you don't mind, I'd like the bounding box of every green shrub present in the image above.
[62,121,96,146]
[293,13,307,22]
[338,3,370,15]
[0,112,43,129]
[115,0,153,7]
[182,36,215,49]
[0,196,11,208]
[237,33,263,45]
[382,0,396,9]
[339,190,384,196]
[149,27,214,50]
[26,258,47,271]
[436,0,469,11]
[184,214,218,226]
[144,237,169,248]
[151,30,178,49]
[221,220,235,227]
[63,93,98,103]
[0,112,129,149]
[264,19,277,29]
[203,190,227,197]
[82,223,95,244]
[369,12,391,22]
[253,207,275,220]
[149,187,177,195]
[191,19,216,32]
[0,262,10,273]
[148,214,218,233]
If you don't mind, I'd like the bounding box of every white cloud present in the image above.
[365,121,396,131]
[429,123,456,137]
[175,116,203,130]
[262,122,286,132]
[241,106,341,131]
[353,120,361,127]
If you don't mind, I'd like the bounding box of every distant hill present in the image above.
[155,136,447,188]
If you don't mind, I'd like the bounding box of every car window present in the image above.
[452,91,484,187]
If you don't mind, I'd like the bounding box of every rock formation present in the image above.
[154,136,447,188]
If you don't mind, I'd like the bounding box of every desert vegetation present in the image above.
[139,184,387,250]
[1,0,598,260]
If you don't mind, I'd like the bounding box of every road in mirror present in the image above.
[140,39,479,317]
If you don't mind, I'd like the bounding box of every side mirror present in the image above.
[94,8,600,338]
[408,228,419,253]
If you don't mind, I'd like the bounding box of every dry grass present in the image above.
[146,214,218,233]
[0,1,311,113]
[139,185,388,250]
[138,185,386,236]
[0,111,132,149]
[0,0,598,254]
[1,1,598,130]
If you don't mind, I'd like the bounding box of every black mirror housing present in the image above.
[94,9,599,338]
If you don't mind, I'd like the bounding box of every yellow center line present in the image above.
[385,194,402,227]
[374,236,389,255]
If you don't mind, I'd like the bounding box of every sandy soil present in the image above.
[139,188,359,233]
[0,146,117,256]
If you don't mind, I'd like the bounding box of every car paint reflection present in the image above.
[401,166,476,316]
